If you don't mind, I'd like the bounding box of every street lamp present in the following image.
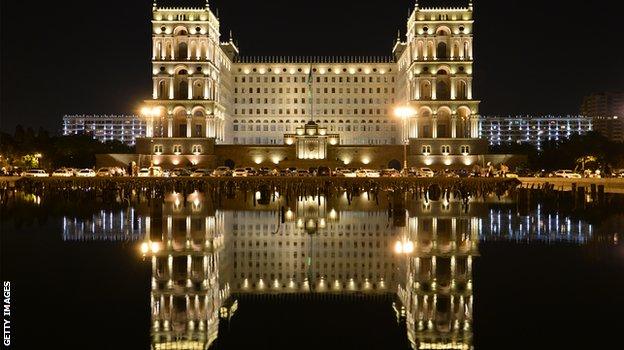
[140,106,162,137]
[394,106,416,172]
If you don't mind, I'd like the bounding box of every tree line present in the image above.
[489,132,624,171]
[0,125,134,169]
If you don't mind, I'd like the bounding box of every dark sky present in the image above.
[1,0,622,134]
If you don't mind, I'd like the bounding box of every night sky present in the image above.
[1,0,622,134]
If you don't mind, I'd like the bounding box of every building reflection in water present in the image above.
[225,194,402,293]
[397,203,478,350]
[62,208,146,241]
[140,191,230,350]
[53,192,597,349]
[481,205,593,244]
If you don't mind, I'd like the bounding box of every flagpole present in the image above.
[308,64,314,123]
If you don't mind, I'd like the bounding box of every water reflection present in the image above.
[140,192,229,350]
[62,208,146,241]
[398,215,477,349]
[56,192,607,349]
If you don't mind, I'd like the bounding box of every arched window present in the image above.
[158,81,166,99]
[193,82,203,99]
[178,42,188,60]
[179,81,188,99]
[420,81,432,99]
[463,42,470,58]
[437,81,449,100]
[458,81,467,100]
[437,42,448,59]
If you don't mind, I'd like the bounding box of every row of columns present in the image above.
[146,114,224,140]
[410,77,472,100]
[408,38,474,61]
[153,78,217,101]
[405,115,480,139]
[153,38,217,62]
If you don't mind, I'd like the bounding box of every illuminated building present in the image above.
[581,92,624,142]
[131,1,488,169]
[62,114,145,145]
[481,115,593,150]
[393,1,484,157]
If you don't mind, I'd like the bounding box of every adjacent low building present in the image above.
[481,115,593,150]
[62,114,145,146]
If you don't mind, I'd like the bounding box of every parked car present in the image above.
[51,168,73,177]
[296,169,310,177]
[191,169,211,177]
[212,166,231,177]
[363,169,381,178]
[96,167,114,177]
[137,168,151,177]
[171,168,192,177]
[553,170,581,179]
[380,169,400,177]
[232,168,247,177]
[257,167,271,176]
[76,168,96,177]
[341,169,357,178]
[419,167,435,178]
[278,168,292,177]
[22,169,49,178]
[317,166,332,176]
[244,167,257,176]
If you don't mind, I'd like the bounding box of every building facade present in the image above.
[132,1,487,169]
[581,92,624,142]
[230,56,400,145]
[393,2,481,147]
[62,114,145,145]
[481,115,593,150]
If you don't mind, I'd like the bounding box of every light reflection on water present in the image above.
[54,191,612,350]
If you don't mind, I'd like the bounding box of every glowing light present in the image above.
[361,157,370,165]
[329,209,337,220]
[424,157,433,166]
[394,106,415,119]
[403,240,414,254]
[140,242,149,254]
[150,242,161,253]
[394,241,403,254]
[253,157,263,165]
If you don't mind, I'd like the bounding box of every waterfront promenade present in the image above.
[518,177,624,194]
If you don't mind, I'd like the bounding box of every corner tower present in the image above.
[395,1,483,164]
[142,1,233,144]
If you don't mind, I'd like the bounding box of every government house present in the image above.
[99,1,510,170]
